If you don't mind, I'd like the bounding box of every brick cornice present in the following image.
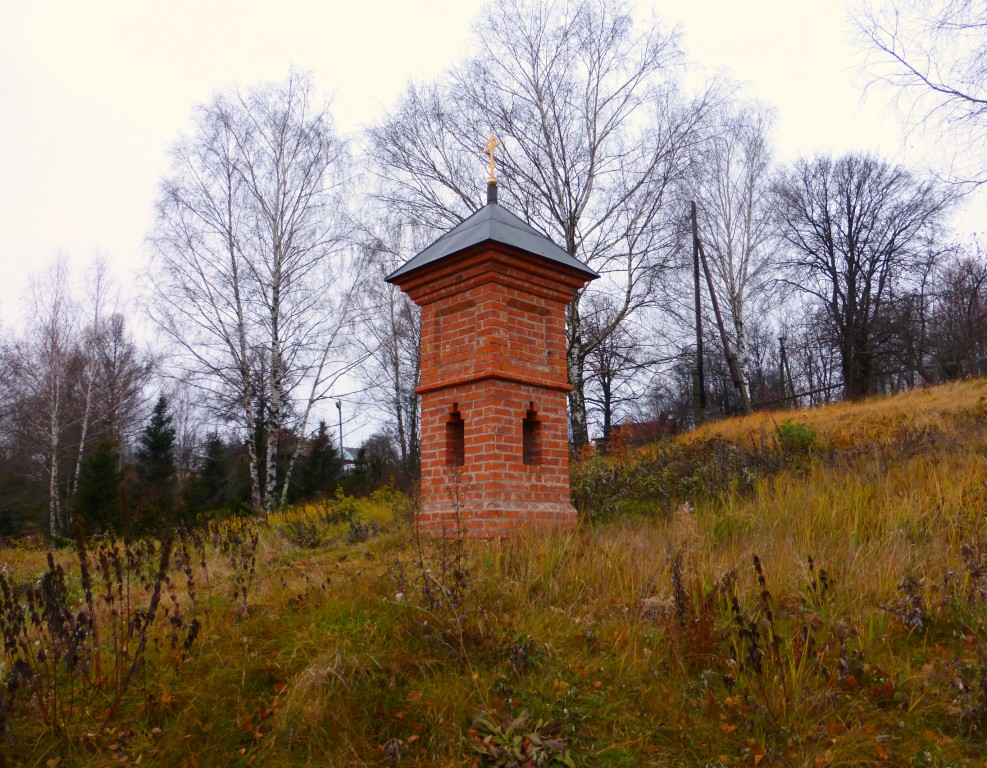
[415,370,574,395]
[392,243,588,306]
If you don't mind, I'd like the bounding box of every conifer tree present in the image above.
[74,441,121,533]
[199,432,230,509]
[183,432,232,518]
[135,396,177,529]
[296,421,341,501]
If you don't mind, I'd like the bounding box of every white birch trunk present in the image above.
[71,358,97,502]
[48,368,62,536]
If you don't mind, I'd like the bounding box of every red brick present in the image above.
[391,244,592,536]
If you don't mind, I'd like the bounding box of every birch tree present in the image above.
[70,257,114,502]
[4,256,151,536]
[369,0,717,449]
[354,220,423,471]
[68,260,152,490]
[96,312,153,451]
[690,103,777,411]
[149,72,357,512]
[12,258,78,535]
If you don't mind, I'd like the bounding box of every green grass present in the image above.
[4,382,987,766]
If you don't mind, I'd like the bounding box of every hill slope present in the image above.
[4,380,987,766]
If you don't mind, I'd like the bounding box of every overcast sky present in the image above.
[2,0,979,318]
[1,0,982,436]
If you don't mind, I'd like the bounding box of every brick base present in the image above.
[417,378,575,538]
[417,495,578,537]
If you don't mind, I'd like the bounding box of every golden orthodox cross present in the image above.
[483,133,502,183]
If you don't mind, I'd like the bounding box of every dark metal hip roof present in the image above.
[385,200,599,283]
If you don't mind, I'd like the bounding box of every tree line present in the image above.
[3,0,986,537]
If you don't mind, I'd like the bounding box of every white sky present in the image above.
[1,0,982,437]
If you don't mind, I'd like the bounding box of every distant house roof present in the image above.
[385,197,599,283]
[610,416,679,446]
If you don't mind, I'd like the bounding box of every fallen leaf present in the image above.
[720,724,737,735]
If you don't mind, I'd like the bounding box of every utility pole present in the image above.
[691,201,706,424]
[779,336,795,406]
[778,337,786,403]
[335,400,344,463]
[782,338,795,406]
[696,238,753,415]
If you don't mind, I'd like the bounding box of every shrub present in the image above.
[776,419,822,455]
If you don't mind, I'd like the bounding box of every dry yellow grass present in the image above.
[5,381,987,766]
[687,378,987,451]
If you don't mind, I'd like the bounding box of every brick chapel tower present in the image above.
[386,144,597,536]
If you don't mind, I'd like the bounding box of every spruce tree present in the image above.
[74,441,121,533]
[199,432,229,509]
[296,421,341,501]
[136,396,177,529]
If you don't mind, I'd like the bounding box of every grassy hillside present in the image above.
[3,380,987,767]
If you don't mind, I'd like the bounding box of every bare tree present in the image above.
[690,102,777,412]
[927,244,987,378]
[856,0,987,185]
[69,256,129,502]
[11,258,78,535]
[369,0,718,449]
[149,72,357,513]
[3,255,153,536]
[773,153,952,398]
[582,295,658,441]
[353,219,423,472]
[96,312,154,453]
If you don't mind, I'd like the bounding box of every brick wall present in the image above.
[393,243,590,536]
[418,379,574,536]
